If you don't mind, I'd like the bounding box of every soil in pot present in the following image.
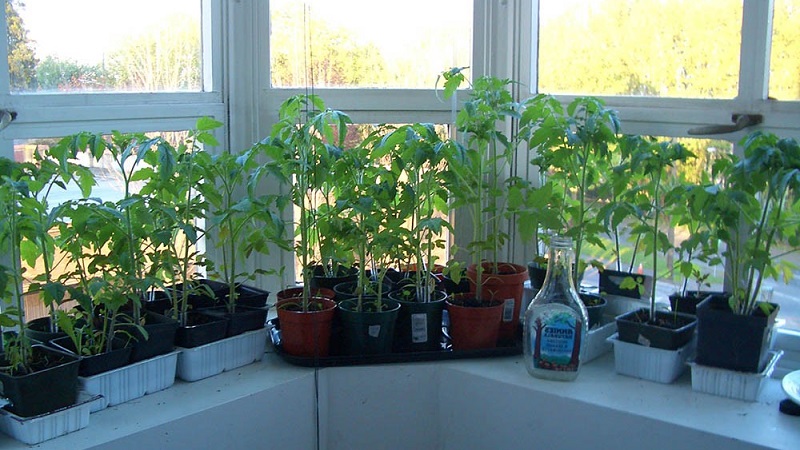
[446,294,504,351]
[467,262,528,344]
[276,287,336,302]
[50,336,133,377]
[695,294,779,373]
[174,312,229,348]
[336,298,401,355]
[0,345,80,418]
[615,308,697,350]
[198,305,268,337]
[276,298,337,357]
[579,293,607,329]
[388,288,447,353]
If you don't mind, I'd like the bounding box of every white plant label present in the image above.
[637,334,651,347]
[368,325,381,338]
[411,313,428,343]
[502,298,515,322]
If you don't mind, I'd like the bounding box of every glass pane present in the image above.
[537,0,742,98]
[269,0,472,88]
[8,0,202,93]
[770,0,800,100]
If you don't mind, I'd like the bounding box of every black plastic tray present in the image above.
[267,318,522,367]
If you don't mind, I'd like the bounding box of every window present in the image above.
[529,0,800,334]
[269,0,472,89]
[9,0,202,94]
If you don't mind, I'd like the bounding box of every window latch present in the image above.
[0,109,17,131]
[687,113,763,135]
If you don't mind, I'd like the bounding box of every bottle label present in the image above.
[411,313,428,343]
[529,309,583,372]
[502,298,515,322]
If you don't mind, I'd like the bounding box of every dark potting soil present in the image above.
[630,309,692,330]
[1,346,73,376]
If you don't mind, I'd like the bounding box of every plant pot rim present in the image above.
[337,298,401,313]
[276,297,336,313]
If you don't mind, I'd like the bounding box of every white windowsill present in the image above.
[1,344,799,449]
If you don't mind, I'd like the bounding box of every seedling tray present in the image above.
[267,318,521,367]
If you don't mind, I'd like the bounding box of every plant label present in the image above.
[503,298,515,322]
[368,325,381,338]
[411,313,428,343]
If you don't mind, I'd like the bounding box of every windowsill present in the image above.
[2,346,799,449]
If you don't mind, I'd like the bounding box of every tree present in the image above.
[6,0,37,91]
[36,56,108,92]
[106,13,200,91]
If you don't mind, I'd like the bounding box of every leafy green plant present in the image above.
[378,123,451,302]
[200,146,290,314]
[624,137,695,320]
[705,131,800,315]
[332,129,405,311]
[263,94,352,311]
[439,68,525,300]
[524,95,620,287]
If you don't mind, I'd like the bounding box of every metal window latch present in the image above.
[0,109,17,131]
[687,113,763,135]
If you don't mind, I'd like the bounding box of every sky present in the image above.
[18,0,199,65]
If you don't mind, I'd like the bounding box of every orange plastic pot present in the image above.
[467,262,528,344]
[446,295,504,351]
[276,298,337,357]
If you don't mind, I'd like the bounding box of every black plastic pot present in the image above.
[51,336,133,377]
[437,275,471,295]
[309,265,359,299]
[0,344,80,417]
[119,311,179,363]
[598,268,653,299]
[615,308,697,350]
[695,294,779,373]
[25,316,67,344]
[669,290,729,315]
[389,288,447,352]
[172,279,228,310]
[198,305,268,337]
[527,261,548,290]
[174,312,229,348]
[142,289,173,316]
[337,298,400,355]
[579,293,607,329]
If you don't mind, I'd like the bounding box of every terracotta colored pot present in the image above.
[276,287,336,302]
[467,262,528,343]
[446,295,504,350]
[276,298,337,358]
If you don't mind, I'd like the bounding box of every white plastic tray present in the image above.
[584,318,617,363]
[689,350,783,402]
[80,350,179,412]
[608,333,694,384]
[0,392,100,445]
[176,327,267,382]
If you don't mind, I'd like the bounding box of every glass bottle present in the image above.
[523,236,588,381]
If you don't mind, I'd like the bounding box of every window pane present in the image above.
[8,0,202,93]
[537,0,742,98]
[770,0,800,100]
[269,0,472,88]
